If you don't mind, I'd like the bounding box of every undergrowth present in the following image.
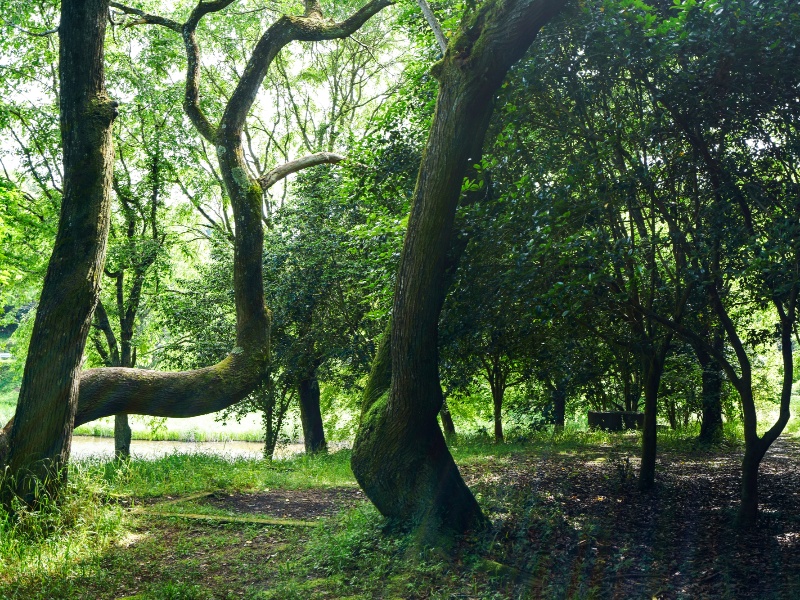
[0,464,125,591]
[0,425,796,598]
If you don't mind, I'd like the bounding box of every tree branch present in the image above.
[109,2,181,31]
[258,152,344,190]
[221,0,394,135]
[415,0,447,54]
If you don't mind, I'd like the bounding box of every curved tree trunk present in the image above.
[46,0,393,430]
[352,0,566,536]
[299,373,327,453]
[0,0,115,502]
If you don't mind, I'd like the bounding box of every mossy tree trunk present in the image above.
[351,0,566,536]
[0,0,116,502]
[37,0,391,428]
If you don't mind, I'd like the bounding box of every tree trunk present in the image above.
[696,328,724,444]
[639,351,668,491]
[298,374,327,453]
[114,416,132,460]
[551,379,567,430]
[738,443,763,526]
[114,319,137,460]
[351,0,566,536]
[491,382,504,444]
[0,0,115,502]
[439,398,456,439]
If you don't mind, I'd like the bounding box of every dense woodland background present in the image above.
[0,0,799,597]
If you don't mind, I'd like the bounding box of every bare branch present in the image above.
[258,152,344,190]
[415,0,447,54]
[0,18,59,37]
[109,2,181,31]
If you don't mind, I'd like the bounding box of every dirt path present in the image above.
[201,487,367,520]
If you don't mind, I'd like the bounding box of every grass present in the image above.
[1,416,799,599]
[98,450,357,499]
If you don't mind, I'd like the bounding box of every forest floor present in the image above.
[1,432,799,599]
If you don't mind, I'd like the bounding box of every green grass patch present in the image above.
[73,422,265,443]
[0,386,17,423]
[97,449,356,499]
[0,464,126,596]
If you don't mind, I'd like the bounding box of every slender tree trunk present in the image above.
[639,349,668,491]
[551,379,568,430]
[439,398,456,439]
[298,374,327,453]
[491,382,504,444]
[0,0,115,502]
[667,397,677,430]
[696,327,724,444]
[114,326,136,459]
[351,0,566,536]
[739,442,764,526]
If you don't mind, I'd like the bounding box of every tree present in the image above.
[0,0,116,502]
[351,0,567,536]
[68,0,393,417]
[1,0,394,497]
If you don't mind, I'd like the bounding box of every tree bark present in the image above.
[639,346,670,491]
[491,381,504,444]
[439,398,456,439]
[696,326,724,444]
[298,374,327,453]
[0,0,115,502]
[351,0,566,536]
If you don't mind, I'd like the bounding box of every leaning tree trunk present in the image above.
[298,373,327,453]
[0,0,115,503]
[351,0,566,536]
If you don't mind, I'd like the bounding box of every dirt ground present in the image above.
[460,437,800,599]
[201,487,367,520]
[134,438,800,598]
